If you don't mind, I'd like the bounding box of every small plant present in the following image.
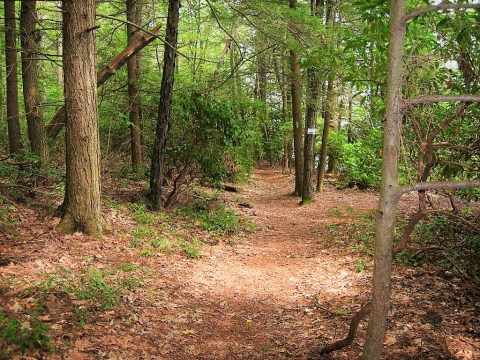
[0,311,54,353]
[181,238,202,259]
[117,262,137,272]
[151,237,178,253]
[356,258,366,272]
[140,248,154,257]
[74,308,92,326]
[328,208,343,217]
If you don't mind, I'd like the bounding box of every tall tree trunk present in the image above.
[127,0,143,173]
[362,0,405,358]
[149,0,180,210]
[302,70,321,203]
[257,48,270,164]
[56,1,63,87]
[316,1,336,192]
[290,49,303,195]
[289,0,303,196]
[20,0,48,166]
[4,0,22,154]
[316,71,334,192]
[57,0,102,237]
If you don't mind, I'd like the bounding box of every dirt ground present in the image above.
[0,168,479,359]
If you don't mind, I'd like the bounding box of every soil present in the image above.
[0,168,479,359]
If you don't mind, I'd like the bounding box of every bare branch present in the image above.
[399,180,480,195]
[406,95,480,107]
[403,4,480,23]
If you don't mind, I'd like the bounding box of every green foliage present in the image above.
[178,192,252,235]
[181,237,203,259]
[340,128,383,186]
[0,312,53,354]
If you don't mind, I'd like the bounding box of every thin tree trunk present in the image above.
[57,0,102,237]
[4,0,22,154]
[302,70,320,202]
[56,1,63,87]
[316,1,336,192]
[20,0,48,166]
[316,71,334,192]
[257,49,270,164]
[149,0,180,210]
[127,0,143,172]
[290,48,303,195]
[362,0,406,358]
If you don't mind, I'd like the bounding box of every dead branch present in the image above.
[46,23,162,139]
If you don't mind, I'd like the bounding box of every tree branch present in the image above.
[406,95,480,107]
[399,180,480,195]
[402,4,480,23]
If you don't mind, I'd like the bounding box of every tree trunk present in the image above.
[362,0,406,358]
[316,1,336,192]
[149,0,180,210]
[57,0,102,237]
[290,48,304,196]
[56,1,63,87]
[316,71,334,192]
[20,0,48,166]
[127,0,143,173]
[257,49,270,164]
[302,70,320,202]
[4,0,23,155]
[289,0,304,195]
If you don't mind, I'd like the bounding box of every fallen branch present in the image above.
[46,23,162,139]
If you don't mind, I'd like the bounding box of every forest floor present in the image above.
[0,168,479,359]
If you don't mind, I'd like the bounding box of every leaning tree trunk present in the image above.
[362,0,406,358]
[57,0,102,237]
[149,0,180,210]
[127,0,143,173]
[4,0,23,155]
[20,0,48,166]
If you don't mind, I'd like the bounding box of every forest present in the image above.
[0,0,479,359]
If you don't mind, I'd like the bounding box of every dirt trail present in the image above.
[1,168,477,359]
[141,168,378,359]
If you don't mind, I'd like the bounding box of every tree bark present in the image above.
[302,69,320,202]
[289,0,304,196]
[127,0,143,173]
[46,23,161,139]
[149,0,180,210]
[316,71,334,192]
[20,0,48,166]
[4,0,23,154]
[57,0,102,237]
[362,0,406,358]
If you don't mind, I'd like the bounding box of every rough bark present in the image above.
[4,0,23,154]
[302,70,320,203]
[57,0,102,237]
[316,1,335,192]
[127,0,143,172]
[20,0,48,165]
[46,24,161,139]
[290,49,304,196]
[149,0,180,210]
[362,0,406,358]
[316,72,334,192]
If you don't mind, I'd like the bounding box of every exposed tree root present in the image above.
[307,302,372,359]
